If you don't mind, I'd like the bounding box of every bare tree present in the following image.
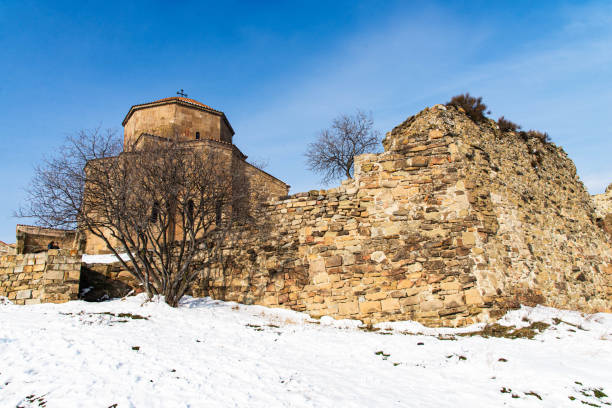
[305,110,380,184]
[19,129,262,307]
[19,128,122,229]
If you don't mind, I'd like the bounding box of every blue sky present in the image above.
[0,0,611,243]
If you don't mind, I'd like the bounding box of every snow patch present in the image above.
[81,253,131,264]
[0,296,610,407]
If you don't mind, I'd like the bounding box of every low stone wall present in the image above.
[79,262,139,301]
[0,249,81,304]
[0,241,15,256]
[15,225,78,254]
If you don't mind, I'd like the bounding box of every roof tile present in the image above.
[148,96,219,112]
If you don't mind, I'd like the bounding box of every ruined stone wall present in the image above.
[593,184,612,238]
[593,184,612,218]
[192,105,611,326]
[16,225,77,254]
[0,241,15,256]
[447,111,612,314]
[0,249,81,304]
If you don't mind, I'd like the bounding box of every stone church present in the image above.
[11,96,289,254]
[83,96,290,253]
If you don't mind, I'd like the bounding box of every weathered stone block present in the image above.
[262,296,278,306]
[420,299,443,312]
[440,281,461,291]
[429,156,448,165]
[359,300,381,314]
[443,293,465,308]
[390,290,405,298]
[410,156,428,167]
[342,253,355,266]
[397,279,414,289]
[65,270,81,281]
[33,264,45,272]
[429,129,443,139]
[405,287,423,297]
[16,289,32,300]
[381,298,400,312]
[400,295,420,307]
[313,272,330,284]
[427,274,444,284]
[117,270,134,280]
[464,288,483,305]
[325,256,342,268]
[360,163,374,172]
[338,301,359,315]
[461,231,476,246]
[370,251,386,263]
[44,270,64,280]
[365,291,387,301]
[406,263,423,273]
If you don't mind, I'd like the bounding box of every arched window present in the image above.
[195,131,200,140]
[215,201,222,225]
[150,201,159,223]
[187,199,194,222]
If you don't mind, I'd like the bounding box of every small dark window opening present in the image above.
[187,199,194,222]
[215,201,222,225]
[195,131,200,140]
[150,201,159,223]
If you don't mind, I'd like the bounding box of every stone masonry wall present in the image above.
[593,183,612,218]
[0,249,81,304]
[0,241,15,256]
[593,184,612,238]
[192,104,611,327]
[16,225,77,254]
[451,113,612,313]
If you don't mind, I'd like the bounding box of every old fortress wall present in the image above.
[593,184,612,237]
[193,104,612,326]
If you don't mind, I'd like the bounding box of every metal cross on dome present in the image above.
[177,89,188,97]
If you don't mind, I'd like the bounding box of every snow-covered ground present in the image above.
[0,296,610,408]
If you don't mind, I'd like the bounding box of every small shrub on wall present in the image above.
[446,93,488,123]
[497,116,521,133]
[519,130,551,144]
